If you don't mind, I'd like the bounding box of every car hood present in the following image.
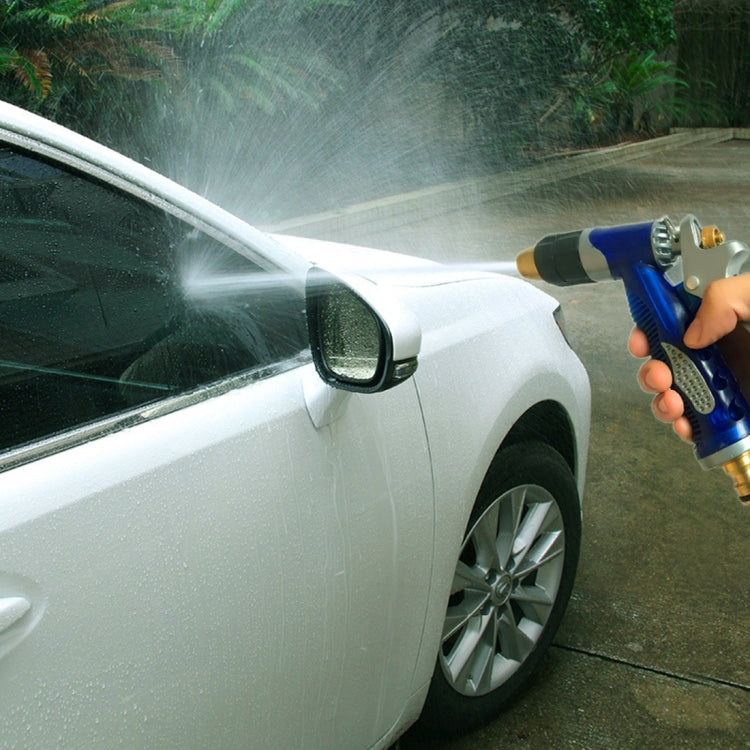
[272,233,510,288]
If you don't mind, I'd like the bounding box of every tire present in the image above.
[420,441,581,735]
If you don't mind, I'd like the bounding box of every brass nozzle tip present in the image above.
[701,225,724,249]
[516,248,540,279]
[721,449,750,503]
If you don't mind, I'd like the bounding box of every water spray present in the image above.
[517,214,750,504]
[181,260,522,300]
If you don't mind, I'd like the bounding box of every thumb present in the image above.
[684,277,750,348]
[684,308,740,348]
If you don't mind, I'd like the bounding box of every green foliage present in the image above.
[675,5,750,127]
[429,1,577,165]
[608,51,686,131]
[566,0,676,60]
[180,1,345,117]
[0,0,690,207]
[0,0,187,118]
[571,50,687,141]
[419,0,681,158]
[559,1,681,143]
[0,0,348,139]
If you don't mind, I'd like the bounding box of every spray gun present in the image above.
[516,214,750,503]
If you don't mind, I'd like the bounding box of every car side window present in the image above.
[0,145,307,454]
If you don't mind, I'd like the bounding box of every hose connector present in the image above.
[701,225,725,249]
[721,449,750,504]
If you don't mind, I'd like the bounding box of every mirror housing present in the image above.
[306,267,421,393]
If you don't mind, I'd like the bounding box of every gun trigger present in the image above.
[664,257,684,288]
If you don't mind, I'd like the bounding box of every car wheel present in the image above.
[420,441,581,734]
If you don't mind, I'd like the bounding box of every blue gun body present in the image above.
[518,216,750,502]
[590,223,750,462]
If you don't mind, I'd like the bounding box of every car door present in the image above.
[0,143,434,748]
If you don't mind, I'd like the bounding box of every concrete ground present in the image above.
[285,137,750,748]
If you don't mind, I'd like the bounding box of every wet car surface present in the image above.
[0,102,589,749]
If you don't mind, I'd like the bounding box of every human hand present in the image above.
[628,328,693,441]
[629,274,750,442]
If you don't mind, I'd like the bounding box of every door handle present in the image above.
[0,596,31,634]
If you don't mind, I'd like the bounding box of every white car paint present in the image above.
[1,365,434,748]
[0,101,590,748]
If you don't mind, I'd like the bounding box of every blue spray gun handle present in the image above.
[622,262,750,462]
[517,215,750,501]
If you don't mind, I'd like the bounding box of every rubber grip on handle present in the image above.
[624,265,750,459]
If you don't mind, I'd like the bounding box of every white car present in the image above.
[0,101,590,749]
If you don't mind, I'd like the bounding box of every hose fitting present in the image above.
[721,450,750,504]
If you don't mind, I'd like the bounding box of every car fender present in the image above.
[394,275,591,693]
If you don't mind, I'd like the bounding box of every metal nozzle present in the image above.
[516,248,540,279]
[721,449,750,504]
[700,225,725,249]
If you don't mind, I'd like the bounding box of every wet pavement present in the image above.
[293,138,750,748]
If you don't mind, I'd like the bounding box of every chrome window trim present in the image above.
[0,351,311,474]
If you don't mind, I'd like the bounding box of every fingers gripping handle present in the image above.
[520,221,750,500]
[624,263,750,463]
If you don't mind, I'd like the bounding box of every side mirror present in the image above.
[306,267,421,393]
